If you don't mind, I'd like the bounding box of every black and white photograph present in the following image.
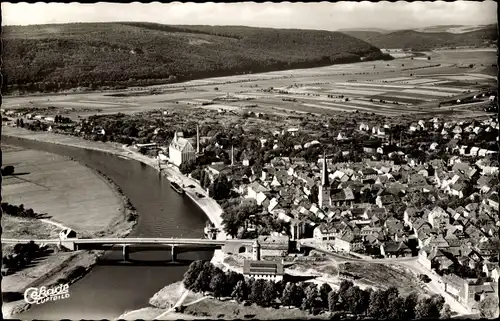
[1,1,498,320]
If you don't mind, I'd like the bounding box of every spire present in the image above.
[196,124,200,154]
[322,150,329,186]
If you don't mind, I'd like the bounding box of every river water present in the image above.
[3,136,213,320]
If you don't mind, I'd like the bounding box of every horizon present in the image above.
[2,1,497,31]
[3,20,497,32]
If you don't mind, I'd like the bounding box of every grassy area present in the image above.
[2,215,60,239]
[2,144,128,238]
[183,297,329,320]
[341,262,425,296]
[150,281,205,309]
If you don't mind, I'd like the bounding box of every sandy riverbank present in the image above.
[1,132,139,318]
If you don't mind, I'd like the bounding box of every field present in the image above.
[2,49,496,120]
[1,144,125,237]
[2,215,61,239]
[340,262,426,297]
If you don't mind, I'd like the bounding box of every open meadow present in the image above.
[1,144,125,237]
[2,49,496,121]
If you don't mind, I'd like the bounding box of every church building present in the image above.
[169,132,196,167]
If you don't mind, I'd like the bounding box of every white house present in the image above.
[359,123,370,131]
[337,132,347,140]
[243,259,284,282]
[247,182,270,200]
[409,123,420,132]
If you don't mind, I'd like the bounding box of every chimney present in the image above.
[231,145,234,166]
[196,124,200,154]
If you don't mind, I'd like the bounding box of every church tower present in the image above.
[318,150,330,209]
[252,239,261,261]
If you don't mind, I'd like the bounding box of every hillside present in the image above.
[1,22,390,94]
[341,25,498,50]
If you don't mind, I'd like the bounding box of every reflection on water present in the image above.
[4,136,213,320]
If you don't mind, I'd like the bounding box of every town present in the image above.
[1,2,499,320]
[2,83,499,318]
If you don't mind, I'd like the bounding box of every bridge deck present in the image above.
[1,238,253,246]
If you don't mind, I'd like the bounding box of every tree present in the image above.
[415,295,444,320]
[262,280,277,307]
[440,303,452,319]
[232,280,248,303]
[343,286,368,315]
[309,184,319,204]
[281,282,296,307]
[225,270,244,296]
[301,283,319,312]
[192,262,214,293]
[249,279,266,306]
[179,160,196,175]
[404,292,419,320]
[429,294,445,318]
[210,270,227,299]
[368,289,386,317]
[328,290,340,312]
[183,260,204,290]
[2,165,15,176]
[294,282,307,308]
[319,283,332,309]
[191,168,203,181]
[387,296,406,320]
[383,287,400,316]
[478,296,499,319]
[208,174,231,200]
[221,210,242,239]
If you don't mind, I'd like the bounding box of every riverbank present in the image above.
[2,126,227,318]
[1,136,139,318]
[118,145,225,237]
[3,126,227,240]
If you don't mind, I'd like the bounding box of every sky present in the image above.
[2,1,498,31]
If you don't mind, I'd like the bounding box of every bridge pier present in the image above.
[123,245,130,261]
[171,245,177,262]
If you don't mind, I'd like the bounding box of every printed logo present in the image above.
[24,284,70,305]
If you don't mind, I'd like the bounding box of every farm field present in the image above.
[1,144,125,237]
[2,49,496,119]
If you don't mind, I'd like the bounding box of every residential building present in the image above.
[380,241,412,258]
[243,241,284,282]
[334,232,364,252]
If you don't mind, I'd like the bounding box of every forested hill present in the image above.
[2,22,391,94]
[340,25,498,50]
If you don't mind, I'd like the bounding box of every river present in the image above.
[3,136,214,320]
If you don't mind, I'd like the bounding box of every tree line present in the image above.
[182,260,451,319]
[1,202,47,219]
[2,241,47,276]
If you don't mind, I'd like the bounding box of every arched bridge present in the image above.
[1,238,255,262]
